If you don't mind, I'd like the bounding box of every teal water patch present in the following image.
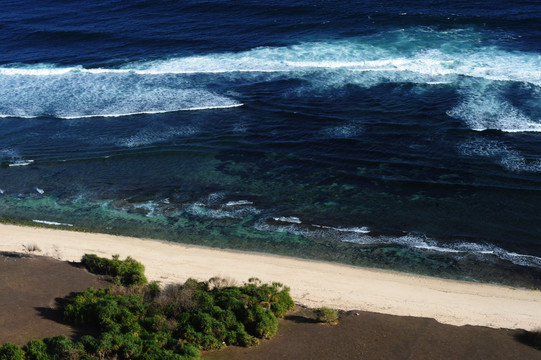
[1,192,540,289]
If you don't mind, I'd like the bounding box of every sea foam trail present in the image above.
[2,31,541,119]
[256,217,541,269]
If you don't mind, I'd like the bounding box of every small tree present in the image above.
[0,343,25,360]
[23,339,48,360]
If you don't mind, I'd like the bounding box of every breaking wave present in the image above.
[448,85,541,133]
[2,28,541,120]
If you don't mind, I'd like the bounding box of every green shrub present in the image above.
[176,344,200,360]
[239,281,294,319]
[63,287,106,325]
[253,307,278,339]
[145,281,161,300]
[95,332,115,359]
[44,335,84,359]
[23,339,49,360]
[78,335,98,356]
[0,343,25,360]
[314,307,339,324]
[269,283,295,318]
[81,254,147,286]
[115,332,144,359]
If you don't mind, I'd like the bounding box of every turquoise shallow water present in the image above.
[1,0,541,287]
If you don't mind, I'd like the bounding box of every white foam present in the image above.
[1,149,35,167]
[225,200,254,206]
[0,66,82,76]
[119,126,199,148]
[273,216,302,224]
[33,219,73,227]
[459,138,541,173]
[0,149,18,158]
[324,124,363,138]
[259,213,541,268]
[0,67,242,119]
[255,220,305,236]
[59,104,243,119]
[0,189,4,194]
[187,202,260,219]
[132,201,158,216]
[186,194,260,219]
[35,188,44,194]
[207,192,225,204]
[448,88,541,133]
[334,226,371,234]
[8,159,34,167]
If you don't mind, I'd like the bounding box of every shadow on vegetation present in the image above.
[0,251,24,258]
[34,295,101,341]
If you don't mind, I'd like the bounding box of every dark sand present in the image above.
[203,307,541,360]
[0,253,539,359]
[0,252,109,345]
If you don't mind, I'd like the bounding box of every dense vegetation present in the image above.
[0,254,295,360]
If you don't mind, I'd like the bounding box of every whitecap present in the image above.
[8,159,34,167]
[458,138,541,173]
[273,216,302,224]
[448,88,541,133]
[225,200,254,206]
[333,226,371,234]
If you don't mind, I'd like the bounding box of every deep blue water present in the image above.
[1,0,541,286]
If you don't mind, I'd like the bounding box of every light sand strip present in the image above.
[1,224,540,330]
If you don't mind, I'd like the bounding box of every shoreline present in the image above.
[1,223,540,331]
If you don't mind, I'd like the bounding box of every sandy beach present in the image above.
[1,223,540,331]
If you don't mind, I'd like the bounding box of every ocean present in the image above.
[1,0,540,287]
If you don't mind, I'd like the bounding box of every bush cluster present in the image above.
[81,254,147,287]
[314,307,339,325]
[0,256,295,360]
